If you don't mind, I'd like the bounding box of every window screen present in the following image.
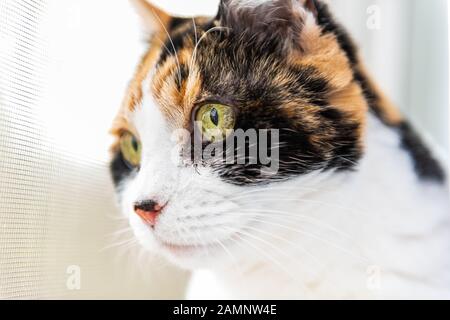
[0,0,188,299]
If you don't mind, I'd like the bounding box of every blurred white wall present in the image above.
[328,0,449,161]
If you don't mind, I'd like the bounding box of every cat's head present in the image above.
[110,0,367,269]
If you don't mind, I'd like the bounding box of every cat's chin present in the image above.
[157,240,233,270]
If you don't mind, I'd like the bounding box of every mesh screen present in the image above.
[0,0,188,299]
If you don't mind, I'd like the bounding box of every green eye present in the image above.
[195,103,235,142]
[120,132,141,167]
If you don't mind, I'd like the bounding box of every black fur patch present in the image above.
[218,0,302,52]
[211,110,361,186]
[110,151,134,186]
[187,25,362,185]
[157,31,187,66]
[169,17,189,31]
[397,122,445,182]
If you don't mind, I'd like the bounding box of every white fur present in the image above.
[118,72,450,299]
[189,115,450,299]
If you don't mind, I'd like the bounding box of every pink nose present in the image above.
[134,200,163,227]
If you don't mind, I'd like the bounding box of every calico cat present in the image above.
[110,0,450,299]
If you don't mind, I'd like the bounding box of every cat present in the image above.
[110,0,450,299]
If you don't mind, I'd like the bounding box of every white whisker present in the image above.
[188,26,230,77]
[238,217,371,264]
[225,227,310,292]
[233,209,353,239]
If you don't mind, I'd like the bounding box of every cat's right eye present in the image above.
[119,132,141,168]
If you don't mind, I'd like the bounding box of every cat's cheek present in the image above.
[117,178,137,217]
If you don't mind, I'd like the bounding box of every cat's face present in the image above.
[110,0,367,269]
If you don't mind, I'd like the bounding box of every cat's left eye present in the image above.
[195,103,235,142]
[119,132,141,168]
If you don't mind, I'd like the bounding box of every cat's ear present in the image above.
[130,0,173,33]
[218,0,320,52]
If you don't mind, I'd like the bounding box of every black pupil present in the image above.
[210,108,219,126]
[131,137,138,151]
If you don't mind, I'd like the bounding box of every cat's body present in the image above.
[110,0,450,299]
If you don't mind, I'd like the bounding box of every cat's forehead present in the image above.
[113,14,365,139]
